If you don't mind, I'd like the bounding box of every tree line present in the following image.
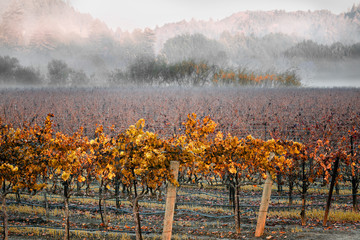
[0,55,301,87]
[2,32,360,87]
[284,40,360,60]
[109,58,301,87]
[0,56,89,87]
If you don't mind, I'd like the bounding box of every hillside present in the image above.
[0,0,112,49]
[0,0,359,51]
[0,0,359,87]
[154,6,360,51]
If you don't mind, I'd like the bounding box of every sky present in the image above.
[70,0,358,31]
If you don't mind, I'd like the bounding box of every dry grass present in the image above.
[177,204,231,214]
[269,208,360,222]
[291,226,303,233]
[6,203,136,224]
[6,226,132,240]
[8,204,62,217]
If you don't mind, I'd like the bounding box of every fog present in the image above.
[0,0,359,88]
[70,0,358,31]
[304,59,360,87]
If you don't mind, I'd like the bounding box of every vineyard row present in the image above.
[1,113,360,240]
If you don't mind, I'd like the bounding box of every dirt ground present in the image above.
[6,215,360,240]
[3,184,360,240]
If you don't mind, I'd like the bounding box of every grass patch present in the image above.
[8,204,63,217]
[291,226,303,233]
[269,208,360,222]
[177,190,224,201]
[7,203,134,224]
[177,204,231,214]
[4,226,132,240]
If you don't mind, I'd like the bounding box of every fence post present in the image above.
[255,153,274,237]
[323,156,340,226]
[162,161,180,240]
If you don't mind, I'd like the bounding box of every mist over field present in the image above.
[2,2,360,240]
[0,0,359,87]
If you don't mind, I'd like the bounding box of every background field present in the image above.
[1,87,359,139]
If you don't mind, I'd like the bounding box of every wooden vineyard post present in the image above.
[162,161,180,240]
[323,156,340,226]
[255,153,274,237]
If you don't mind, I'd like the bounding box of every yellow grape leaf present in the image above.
[135,119,145,129]
[78,175,86,183]
[135,136,142,144]
[0,163,18,172]
[61,171,71,181]
[106,185,111,190]
[229,166,237,174]
[108,172,115,180]
[145,152,152,159]
[294,148,300,154]
[134,169,143,175]
[34,183,46,190]
[215,131,223,140]
[106,164,113,171]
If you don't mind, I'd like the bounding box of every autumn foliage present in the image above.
[1,112,359,239]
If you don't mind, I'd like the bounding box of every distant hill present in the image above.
[345,3,360,23]
[154,5,360,51]
[0,0,359,51]
[0,0,359,87]
[0,0,113,49]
